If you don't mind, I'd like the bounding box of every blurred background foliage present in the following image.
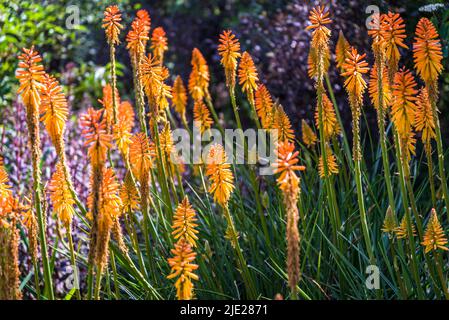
[1,0,449,133]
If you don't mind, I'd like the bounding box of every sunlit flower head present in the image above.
[301,119,317,148]
[102,5,123,45]
[218,30,241,88]
[255,84,274,129]
[129,132,154,181]
[318,146,339,178]
[80,108,112,167]
[272,104,295,143]
[341,47,369,106]
[172,76,187,120]
[380,12,408,78]
[422,208,448,253]
[238,52,258,99]
[306,5,332,48]
[205,144,235,207]
[167,238,199,300]
[415,87,435,144]
[273,140,305,192]
[193,100,213,134]
[151,27,168,62]
[16,46,45,110]
[315,93,340,140]
[413,17,443,85]
[172,196,199,247]
[335,31,350,72]
[391,68,418,139]
[369,63,391,109]
[48,162,75,227]
[188,48,210,101]
[39,73,68,148]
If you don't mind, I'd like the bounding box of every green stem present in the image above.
[67,228,81,300]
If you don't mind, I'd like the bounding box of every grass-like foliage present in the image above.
[0,4,449,300]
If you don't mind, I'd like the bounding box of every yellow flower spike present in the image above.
[341,46,369,106]
[415,88,436,145]
[151,27,168,62]
[395,215,417,239]
[318,146,339,178]
[335,31,350,72]
[188,48,210,102]
[167,238,199,300]
[272,104,295,143]
[255,84,274,129]
[205,144,235,207]
[314,94,340,140]
[80,108,112,168]
[391,68,418,139]
[102,5,123,46]
[139,53,164,108]
[369,63,391,110]
[172,76,188,120]
[422,208,448,253]
[129,132,154,182]
[39,74,68,149]
[172,196,199,247]
[238,51,259,104]
[218,30,241,89]
[119,173,140,213]
[193,100,213,134]
[413,18,443,86]
[301,120,317,148]
[48,162,75,228]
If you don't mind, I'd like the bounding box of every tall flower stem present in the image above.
[205,95,225,136]
[424,143,437,208]
[131,54,148,136]
[25,105,54,299]
[67,227,81,300]
[110,45,119,125]
[375,56,396,214]
[431,98,449,215]
[223,205,257,299]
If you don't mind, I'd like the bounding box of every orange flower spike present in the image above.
[167,239,199,300]
[16,46,45,110]
[193,100,213,134]
[205,144,235,207]
[273,104,295,143]
[301,119,317,148]
[315,94,339,140]
[391,68,418,138]
[188,48,210,101]
[48,162,75,227]
[80,108,112,167]
[413,18,443,85]
[306,5,332,48]
[172,196,199,247]
[341,47,369,106]
[129,133,153,181]
[0,157,12,200]
[151,27,168,62]
[102,5,123,46]
[273,140,305,192]
[238,51,259,103]
[381,12,408,76]
[172,76,188,120]
[255,84,274,128]
[218,30,241,88]
[415,87,436,144]
[335,31,350,72]
[39,74,68,147]
[126,18,150,57]
[136,9,151,31]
